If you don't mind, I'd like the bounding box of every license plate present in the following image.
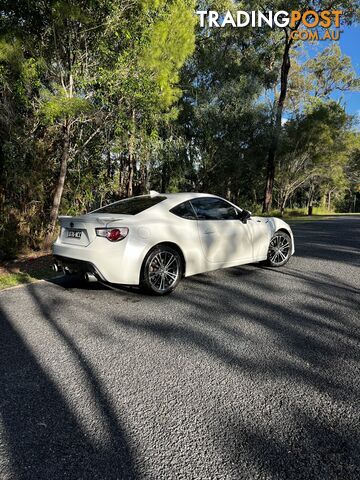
[67,230,82,239]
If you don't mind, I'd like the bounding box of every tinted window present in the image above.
[170,201,197,220]
[190,197,238,220]
[93,196,166,215]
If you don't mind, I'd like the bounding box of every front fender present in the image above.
[268,218,295,255]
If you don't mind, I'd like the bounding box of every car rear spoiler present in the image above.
[58,215,119,225]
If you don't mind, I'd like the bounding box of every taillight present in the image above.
[96,227,129,242]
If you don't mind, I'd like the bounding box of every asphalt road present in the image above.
[0,217,359,480]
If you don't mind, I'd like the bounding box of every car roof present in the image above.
[157,192,218,209]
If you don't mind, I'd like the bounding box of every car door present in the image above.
[190,197,253,264]
[247,216,272,259]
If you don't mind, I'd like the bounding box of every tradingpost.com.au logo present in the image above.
[196,9,343,41]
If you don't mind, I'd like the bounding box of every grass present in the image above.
[258,207,333,217]
[255,207,359,221]
[285,212,359,222]
[0,253,58,291]
[0,272,34,289]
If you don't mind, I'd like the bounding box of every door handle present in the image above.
[204,231,215,235]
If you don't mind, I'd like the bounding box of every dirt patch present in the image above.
[0,252,54,279]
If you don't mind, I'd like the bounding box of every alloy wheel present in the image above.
[268,233,290,265]
[148,251,180,293]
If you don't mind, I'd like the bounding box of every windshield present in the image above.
[92,196,167,215]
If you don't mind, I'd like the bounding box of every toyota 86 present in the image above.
[52,192,295,295]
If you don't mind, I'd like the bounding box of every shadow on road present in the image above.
[112,264,360,477]
[110,219,360,477]
[0,217,359,479]
[216,406,360,479]
[0,293,137,479]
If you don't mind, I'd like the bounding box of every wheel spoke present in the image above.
[150,274,161,286]
[165,256,176,269]
[278,250,286,260]
[152,256,161,268]
[148,251,179,291]
[165,271,177,280]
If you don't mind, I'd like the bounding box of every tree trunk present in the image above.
[44,122,71,249]
[140,159,149,194]
[127,155,134,197]
[307,184,314,216]
[263,34,292,213]
[161,163,169,193]
[322,193,326,208]
[252,188,257,205]
[327,191,331,211]
[107,149,112,179]
[119,154,126,198]
[280,194,288,217]
[126,109,136,198]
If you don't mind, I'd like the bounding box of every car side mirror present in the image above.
[239,210,251,224]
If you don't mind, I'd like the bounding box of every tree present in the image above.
[262,0,358,213]
[175,0,278,203]
[0,0,196,252]
[0,0,359,259]
[275,101,354,215]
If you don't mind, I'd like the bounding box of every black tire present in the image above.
[141,245,183,295]
[266,231,292,267]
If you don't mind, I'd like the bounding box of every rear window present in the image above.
[93,196,167,215]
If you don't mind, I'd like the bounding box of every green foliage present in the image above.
[51,0,90,25]
[0,39,22,66]
[305,44,359,97]
[140,1,196,107]
[141,0,168,10]
[39,91,92,124]
[0,0,359,258]
[274,100,355,214]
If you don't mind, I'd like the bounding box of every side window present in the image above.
[170,201,197,220]
[190,197,238,220]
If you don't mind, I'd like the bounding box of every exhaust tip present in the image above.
[52,263,59,272]
[84,272,98,283]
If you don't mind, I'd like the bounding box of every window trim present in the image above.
[169,200,198,220]
[91,195,167,216]
[189,197,240,221]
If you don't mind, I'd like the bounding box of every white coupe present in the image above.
[53,192,295,295]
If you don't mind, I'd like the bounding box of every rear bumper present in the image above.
[52,236,147,285]
[53,255,107,281]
